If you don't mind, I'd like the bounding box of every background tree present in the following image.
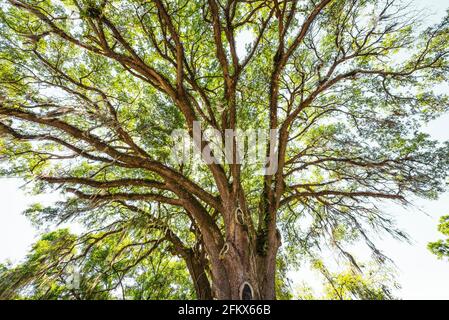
[428,215,449,260]
[296,262,398,300]
[0,229,196,299]
[0,0,448,299]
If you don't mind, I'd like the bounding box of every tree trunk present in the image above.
[207,241,279,300]
[202,204,281,300]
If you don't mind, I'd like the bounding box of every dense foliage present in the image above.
[0,0,448,299]
[0,229,195,299]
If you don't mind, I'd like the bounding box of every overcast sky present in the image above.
[0,0,448,300]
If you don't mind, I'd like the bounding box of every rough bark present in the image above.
[184,249,213,300]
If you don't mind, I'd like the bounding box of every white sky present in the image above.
[0,0,448,300]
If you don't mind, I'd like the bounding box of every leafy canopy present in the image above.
[0,0,448,299]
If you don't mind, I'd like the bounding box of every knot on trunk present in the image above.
[234,207,245,225]
[219,242,230,260]
[239,282,254,300]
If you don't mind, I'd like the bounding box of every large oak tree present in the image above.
[0,0,448,299]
